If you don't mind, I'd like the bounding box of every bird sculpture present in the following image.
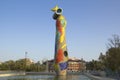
[51,5,68,76]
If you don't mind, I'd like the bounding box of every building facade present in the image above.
[45,57,86,72]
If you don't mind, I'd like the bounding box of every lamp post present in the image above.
[25,52,27,59]
[25,52,27,71]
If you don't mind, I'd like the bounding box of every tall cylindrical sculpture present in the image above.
[51,6,68,76]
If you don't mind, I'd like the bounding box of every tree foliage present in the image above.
[100,34,120,71]
[107,34,120,48]
[86,59,104,71]
[86,34,120,72]
[105,48,120,71]
[0,58,46,72]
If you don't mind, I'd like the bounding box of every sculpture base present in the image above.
[56,70,67,76]
[54,75,67,80]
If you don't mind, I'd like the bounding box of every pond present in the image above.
[0,75,94,80]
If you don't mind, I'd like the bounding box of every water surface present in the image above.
[0,75,93,80]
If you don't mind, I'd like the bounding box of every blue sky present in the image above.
[0,0,120,62]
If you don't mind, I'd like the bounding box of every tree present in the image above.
[15,59,26,71]
[107,34,120,48]
[0,60,15,70]
[5,60,15,70]
[98,53,106,70]
[86,59,102,71]
[0,59,46,72]
[104,34,120,71]
[105,48,120,71]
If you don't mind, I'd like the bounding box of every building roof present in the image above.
[45,57,83,63]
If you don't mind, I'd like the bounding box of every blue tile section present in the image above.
[59,62,68,70]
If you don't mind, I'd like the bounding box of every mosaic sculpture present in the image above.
[51,6,68,76]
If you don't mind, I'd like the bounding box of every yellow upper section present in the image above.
[51,5,59,12]
[58,15,64,20]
